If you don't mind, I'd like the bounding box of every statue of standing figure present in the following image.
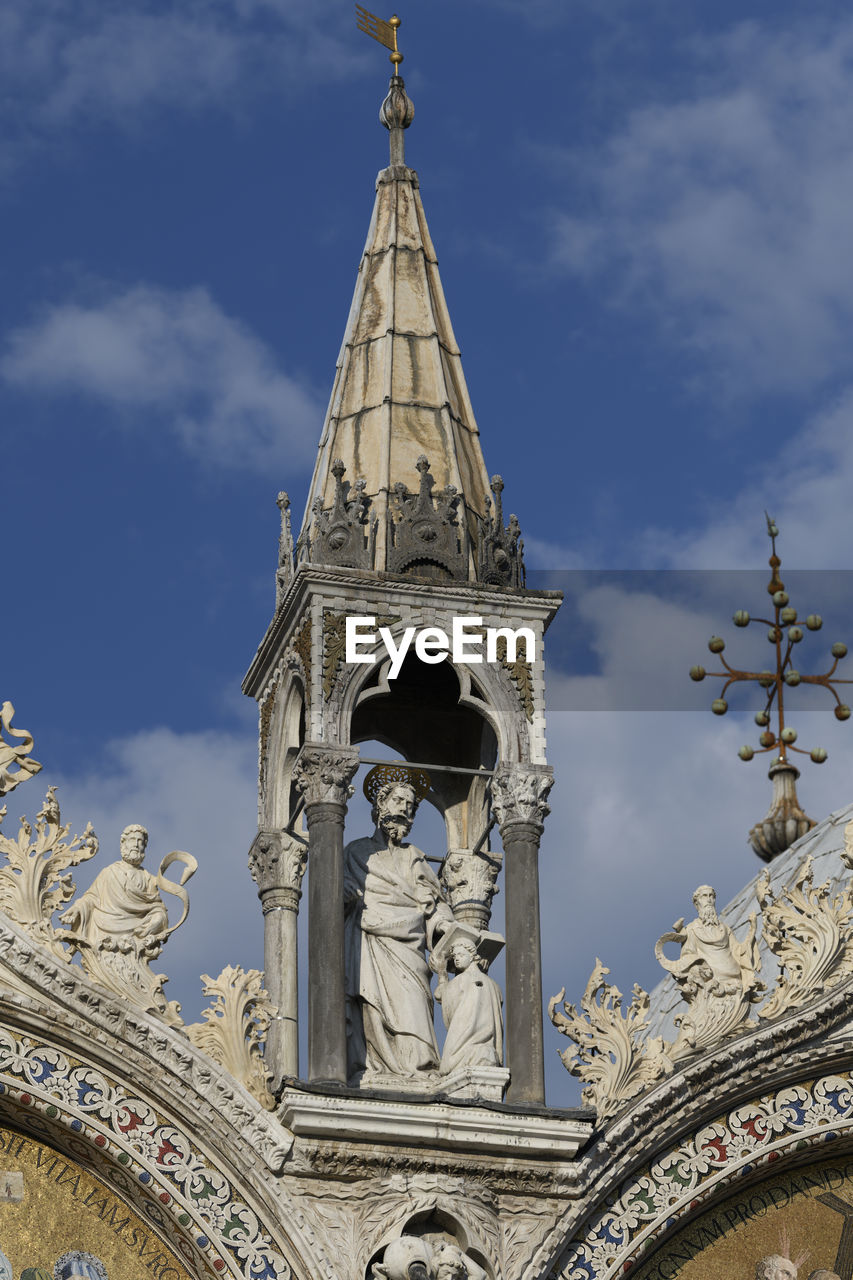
[60,824,197,1026]
[433,924,504,1076]
[344,768,454,1082]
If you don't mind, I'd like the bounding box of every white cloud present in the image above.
[547,18,853,396]
[1,284,322,471]
[0,0,360,139]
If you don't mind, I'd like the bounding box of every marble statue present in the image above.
[656,884,762,1059]
[344,772,454,1083]
[433,925,503,1075]
[60,824,197,1026]
[431,1242,487,1280]
[370,1236,486,1280]
[371,1237,432,1280]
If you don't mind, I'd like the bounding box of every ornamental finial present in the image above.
[356,7,414,166]
[689,516,853,861]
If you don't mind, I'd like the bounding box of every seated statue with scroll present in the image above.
[60,824,196,1026]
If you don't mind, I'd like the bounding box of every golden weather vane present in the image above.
[356,5,404,71]
[690,515,852,861]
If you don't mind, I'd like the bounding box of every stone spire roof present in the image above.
[295,75,521,587]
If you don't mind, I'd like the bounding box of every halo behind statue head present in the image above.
[363,763,431,805]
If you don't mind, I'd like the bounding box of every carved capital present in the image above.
[441,848,502,931]
[490,765,553,833]
[293,743,359,809]
[249,829,308,900]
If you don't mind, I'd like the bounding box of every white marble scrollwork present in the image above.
[0,701,42,796]
[59,824,197,1026]
[548,960,673,1120]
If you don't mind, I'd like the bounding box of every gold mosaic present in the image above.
[0,1124,191,1280]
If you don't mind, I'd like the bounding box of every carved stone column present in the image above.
[294,743,359,1083]
[490,764,554,1105]
[248,829,307,1089]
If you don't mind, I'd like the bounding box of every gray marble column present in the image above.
[491,764,554,1106]
[294,743,359,1084]
[249,829,307,1091]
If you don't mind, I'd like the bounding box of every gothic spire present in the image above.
[295,65,520,586]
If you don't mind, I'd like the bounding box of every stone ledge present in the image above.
[280,1086,592,1158]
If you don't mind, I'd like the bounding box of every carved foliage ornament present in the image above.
[548,960,673,1120]
[440,849,502,932]
[294,745,359,807]
[323,610,399,701]
[489,767,553,830]
[248,829,308,900]
[0,787,97,957]
[758,848,853,1020]
[0,702,42,797]
[477,474,525,589]
[185,965,276,1110]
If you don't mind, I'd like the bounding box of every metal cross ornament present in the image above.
[689,515,852,860]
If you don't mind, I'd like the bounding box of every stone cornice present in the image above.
[243,564,563,697]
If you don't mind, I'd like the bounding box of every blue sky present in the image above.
[5,0,853,1105]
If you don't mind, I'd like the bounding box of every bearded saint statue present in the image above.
[344,768,454,1083]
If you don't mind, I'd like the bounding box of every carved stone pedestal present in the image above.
[439,1065,510,1103]
[279,1084,592,1158]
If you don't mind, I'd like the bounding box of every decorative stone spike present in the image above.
[275,491,294,608]
[301,459,375,571]
[386,455,467,580]
[749,759,815,862]
[478,476,525,588]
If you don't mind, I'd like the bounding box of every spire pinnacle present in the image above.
[356,7,414,166]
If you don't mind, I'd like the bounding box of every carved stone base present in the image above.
[279,1085,591,1157]
[354,1065,509,1102]
[439,1065,510,1102]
